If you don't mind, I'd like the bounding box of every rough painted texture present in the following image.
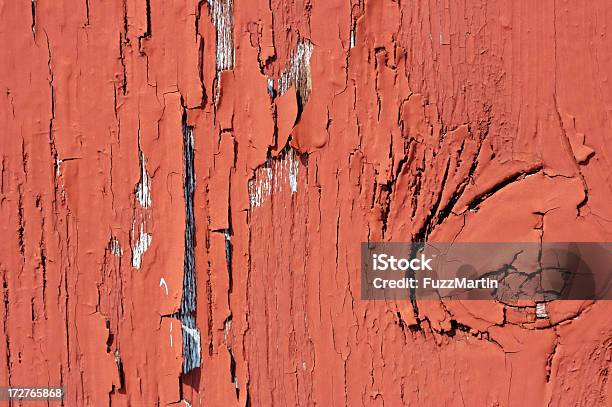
[1,0,612,405]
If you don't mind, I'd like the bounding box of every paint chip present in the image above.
[131,223,152,269]
[249,148,300,208]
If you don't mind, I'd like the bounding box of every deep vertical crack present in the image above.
[179,112,201,374]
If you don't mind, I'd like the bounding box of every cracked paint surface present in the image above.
[1,0,612,406]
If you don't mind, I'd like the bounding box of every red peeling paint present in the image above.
[1,0,612,405]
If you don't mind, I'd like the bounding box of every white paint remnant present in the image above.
[135,152,151,208]
[109,237,122,256]
[276,39,314,102]
[267,78,275,97]
[159,277,168,295]
[131,223,152,269]
[181,315,201,372]
[249,167,272,208]
[248,148,300,208]
[182,323,201,361]
[207,0,234,72]
[289,151,299,193]
[536,302,548,319]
